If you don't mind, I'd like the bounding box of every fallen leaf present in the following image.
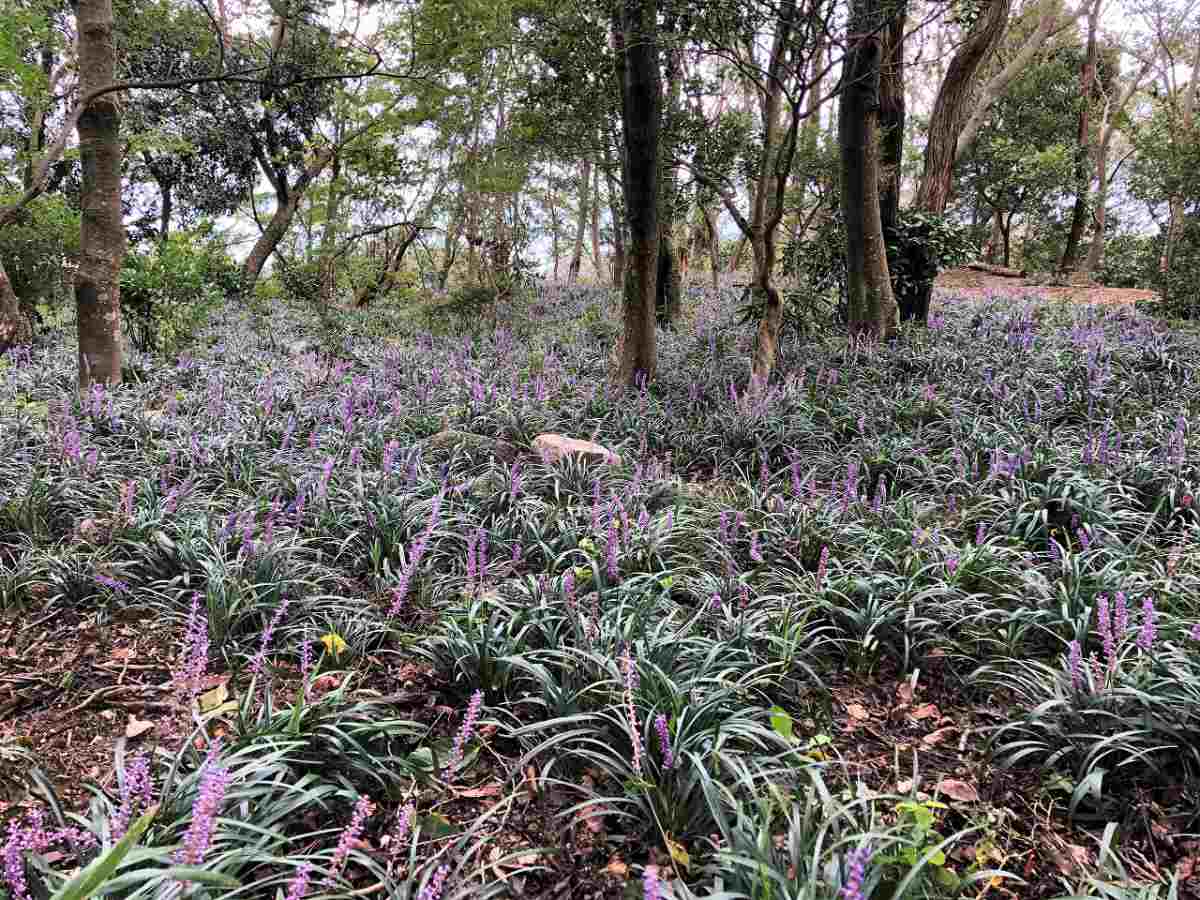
[1052,843,1091,875]
[110,648,134,662]
[910,703,940,720]
[846,703,870,720]
[458,783,503,799]
[895,682,914,704]
[896,778,914,793]
[936,779,979,802]
[666,836,691,870]
[923,726,957,746]
[604,858,629,878]
[515,851,540,865]
[198,682,228,712]
[125,716,154,739]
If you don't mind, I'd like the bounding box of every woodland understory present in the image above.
[1,282,1199,899]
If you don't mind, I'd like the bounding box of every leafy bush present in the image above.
[1097,233,1159,289]
[119,225,239,354]
[0,193,79,315]
[1146,221,1200,320]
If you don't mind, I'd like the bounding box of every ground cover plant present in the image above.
[1,283,1198,899]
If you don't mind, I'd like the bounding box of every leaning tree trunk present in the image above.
[243,149,334,289]
[75,0,124,390]
[0,257,32,351]
[568,158,591,284]
[905,0,1012,323]
[841,0,898,339]
[614,0,659,387]
[1058,0,1100,274]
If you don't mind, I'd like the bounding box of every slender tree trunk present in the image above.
[439,196,465,291]
[604,160,626,287]
[656,32,684,325]
[318,154,343,303]
[549,188,561,280]
[243,148,333,288]
[905,0,1012,323]
[590,162,602,279]
[74,0,124,390]
[1059,0,1101,273]
[1163,34,1200,274]
[704,206,720,290]
[0,257,32,351]
[1001,213,1012,267]
[568,158,592,284]
[878,0,907,237]
[614,0,659,387]
[842,0,897,339]
[986,208,1004,264]
[159,181,172,241]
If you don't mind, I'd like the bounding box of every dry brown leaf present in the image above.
[604,858,629,878]
[910,703,940,720]
[896,778,914,793]
[124,716,154,739]
[936,779,979,802]
[922,726,957,746]
[458,784,503,799]
[1052,843,1091,875]
[846,703,870,720]
[895,682,914,704]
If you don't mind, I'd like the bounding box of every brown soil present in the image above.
[936,267,1159,307]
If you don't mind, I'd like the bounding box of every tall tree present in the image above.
[568,158,592,283]
[613,0,660,387]
[74,0,125,389]
[842,0,898,337]
[1058,0,1102,273]
[905,0,1013,322]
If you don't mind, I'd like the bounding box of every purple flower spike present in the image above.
[445,690,484,776]
[654,714,673,769]
[177,754,231,866]
[285,862,313,900]
[841,845,871,900]
[418,864,449,900]
[1190,622,1200,641]
[643,865,661,900]
[327,795,374,885]
[1137,596,1156,651]
[112,754,154,841]
[1068,640,1083,692]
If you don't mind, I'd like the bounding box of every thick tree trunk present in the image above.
[905,0,1012,323]
[1059,0,1101,273]
[841,0,898,339]
[614,0,659,387]
[74,0,124,390]
[955,0,1068,161]
[243,148,334,289]
[568,158,591,283]
[915,0,1012,214]
[0,257,32,351]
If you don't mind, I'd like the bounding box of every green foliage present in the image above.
[0,194,79,312]
[1148,221,1200,320]
[119,225,239,355]
[1098,234,1159,290]
[886,211,974,301]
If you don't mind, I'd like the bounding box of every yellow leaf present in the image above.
[321,632,347,657]
[666,836,690,871]
[199,682,228,712]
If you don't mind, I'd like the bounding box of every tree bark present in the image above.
[568,158,592,284]
[243,147,334,288]
[1163,33,1200,274]
[318,152,343,303]
[614,0,659,387]
[604,159,626,287]
[74,0,125,390]
[590,161,602,278]
[905,0,1012,323]
[0,257,33,351]
[955,0,1071,161]
[1058,0,1101,273]
[878,0,907,237]
[915,0,1013,214]
[841,0,898,339]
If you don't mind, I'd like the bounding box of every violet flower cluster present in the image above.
[444,689,484,776]
[327,795,375,885]
[112,754,154,841]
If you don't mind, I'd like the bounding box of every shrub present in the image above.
[0,194,79,315]
[119,225,239,354]
[1097,233,1159,289]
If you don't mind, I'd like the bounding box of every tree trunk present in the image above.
[0,257,32,351]
[986,208,1004,264]
[439,197,465,291]
[74,0,124,391]
[614,0,659,387]
[243,148,333,288]
[955,0,1068,161]
[318,153,343,303]
[158,178,173,241]
[1162,34,1200,274]
[605,162,626,287]
[905,0,1012,323]
[1058,0,1100,273]
[704,206,720,290]
[841,0,898,339]
[568,158,592,284]
[590,162,602,278]
[878,0,907,237]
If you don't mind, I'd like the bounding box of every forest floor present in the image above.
[2,282,1198,899]
[936,266,1160,307]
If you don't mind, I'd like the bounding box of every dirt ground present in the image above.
[936,267,1159,307]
